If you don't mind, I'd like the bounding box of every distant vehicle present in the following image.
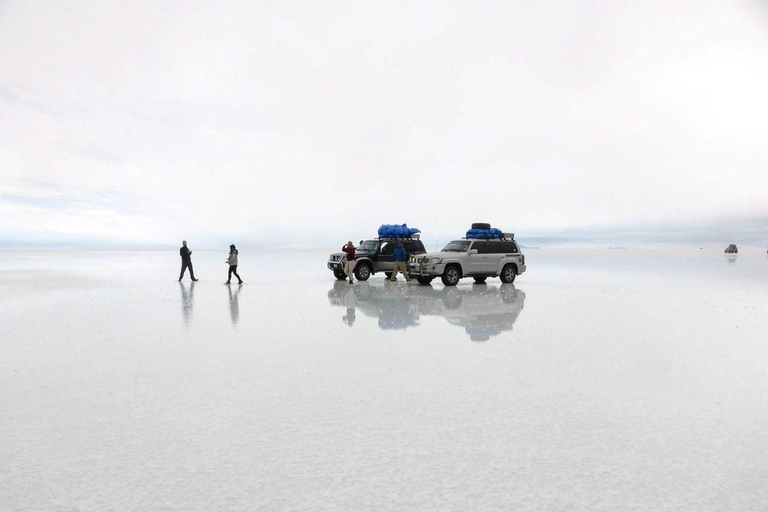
[409,224,526,286]
[327,236,427,281]
[724,244,738,254]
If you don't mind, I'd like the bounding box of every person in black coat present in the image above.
[179,240,198,281]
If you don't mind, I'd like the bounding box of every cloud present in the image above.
[0,0,766,248]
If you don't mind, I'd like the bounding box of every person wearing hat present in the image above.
[225,244,243,284]
[341,241,356,284]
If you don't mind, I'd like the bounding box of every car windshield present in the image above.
[441,241,470,252]
[358,241,378,253]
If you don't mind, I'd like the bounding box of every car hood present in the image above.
[413,251,444,260]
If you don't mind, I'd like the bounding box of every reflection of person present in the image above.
[228,283,242,325]
[225,244,243,284]
[342,241,356,284]
[179,280,195,328]
[179,240,198,281]
[342,283,357,326]
[390,242,411,281]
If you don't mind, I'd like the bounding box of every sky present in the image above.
[1,0,767,248]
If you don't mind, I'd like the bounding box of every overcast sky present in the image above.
[1,0,766,248]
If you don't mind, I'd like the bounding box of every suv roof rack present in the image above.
[376,234,420,241]
[461,233,515,240]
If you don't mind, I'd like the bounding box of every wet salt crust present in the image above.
[1,247,767,511]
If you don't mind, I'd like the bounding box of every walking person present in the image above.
[342,241,356,284]
[390,242,411,281]
[179,240,198,281]
[225,244,243,284]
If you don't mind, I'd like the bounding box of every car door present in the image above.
[484,242,507,275]
[378,241,397,272]
[469,241,493,274]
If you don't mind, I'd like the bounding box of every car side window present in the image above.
[473,242,491,254]
[380,242,396,255]
[496,242,518,253]
[411,241,425,253]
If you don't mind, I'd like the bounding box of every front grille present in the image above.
[331,255,341,261]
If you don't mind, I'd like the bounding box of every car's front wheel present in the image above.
[500,264,517,283]
[416,276,433,285]
[441,265,461,286]
[354,262,372,281]
[333,269,347,280]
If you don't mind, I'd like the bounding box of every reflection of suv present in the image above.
[326,281,526,341]
[409,237,526,286]
[327,237,427,281]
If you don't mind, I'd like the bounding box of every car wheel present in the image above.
[354,263,372,281]
[500,264,517,283]
[473,277,487,284]
[441,265,461,286]
[333,269,347,280]
[416,276,433,285]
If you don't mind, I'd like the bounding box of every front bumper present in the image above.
[408,260,446,277]
[327,260,344,271]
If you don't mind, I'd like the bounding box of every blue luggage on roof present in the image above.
[378,224,421,239]
[466,227,503,239]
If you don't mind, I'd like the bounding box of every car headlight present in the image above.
[429,257,442,264]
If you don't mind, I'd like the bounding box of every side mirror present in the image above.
[470,249,479,255]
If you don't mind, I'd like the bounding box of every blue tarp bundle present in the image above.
[378,224,421,239]
[466,227,503,239]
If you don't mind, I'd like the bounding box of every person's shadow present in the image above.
[228,284,243,326]
[179,280,195,328]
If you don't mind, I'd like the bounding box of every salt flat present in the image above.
[1,247,766,512]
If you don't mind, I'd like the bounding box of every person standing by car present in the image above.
[390,241,411,282]
[179,240,198,281]
[342,241,356,284]
[225,244,243,284]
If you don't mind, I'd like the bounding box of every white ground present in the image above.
[1,247,767,511]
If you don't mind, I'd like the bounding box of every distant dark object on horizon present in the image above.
[724,244,738,254]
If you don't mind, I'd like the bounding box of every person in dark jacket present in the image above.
[225,244,243,284]
[179,240,198,281]
[341,241,356,284]
[390,242,411,281]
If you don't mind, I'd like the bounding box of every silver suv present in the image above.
[408,236,526,286]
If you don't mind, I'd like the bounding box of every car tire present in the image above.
[333,269,347,280]
[416,276,433,285]
[500,264,517,283]
[354,262,372,281]
[473,277,487,284]
[441,265,461,286]
[471,223,491,230]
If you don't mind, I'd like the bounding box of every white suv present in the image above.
[409,236,526,286]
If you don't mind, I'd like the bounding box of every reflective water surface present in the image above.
[1,247,767,511]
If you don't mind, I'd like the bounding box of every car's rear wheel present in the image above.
[500,264,517,283]
[354,262,372,281]
[416,276,433,285]
[333,269,347,280]
[441,265,461,286]
[473,277,487,284]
